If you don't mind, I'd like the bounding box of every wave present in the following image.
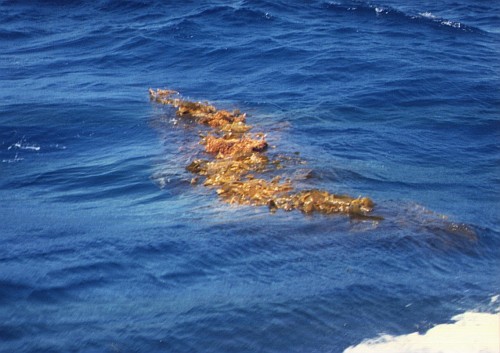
[344,300,500,353]
[322,1,484,33]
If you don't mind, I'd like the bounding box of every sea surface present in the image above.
[1,1,499,352]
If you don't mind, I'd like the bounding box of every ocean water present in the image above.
[1,0,499,352]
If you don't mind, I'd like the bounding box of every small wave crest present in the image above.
[2,153,24,163]
[8,140,40,152]
[2,138,38,163]
[2,136,67,163]
[323,1,482,33]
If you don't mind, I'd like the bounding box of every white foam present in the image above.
[419,11,436,19]
[344,311,499,353]
[2,153,24,163]
[8,141,40,151]
[441,20,462,29]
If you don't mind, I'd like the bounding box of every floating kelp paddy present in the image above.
[149,88,379,220]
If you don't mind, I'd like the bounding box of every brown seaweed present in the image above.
[149,87,378,219]
[204,134,268,158]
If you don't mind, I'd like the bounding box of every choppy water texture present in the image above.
[1,1,499,352]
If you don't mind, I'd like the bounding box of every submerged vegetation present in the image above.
[149,88,381,220]
[148,88,479,240]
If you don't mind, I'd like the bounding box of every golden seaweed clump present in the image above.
[288,190,374,215]
[149,88,180,105]
[177,101,217,118]
[220,121,252,133]
[200,110,247,128]
[216,176,294,207]
[149,87,378,219]
[204,134,268,158]
[187,153,270,187]
[149,88,252,132]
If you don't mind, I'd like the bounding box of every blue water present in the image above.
[1,1,499,352]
